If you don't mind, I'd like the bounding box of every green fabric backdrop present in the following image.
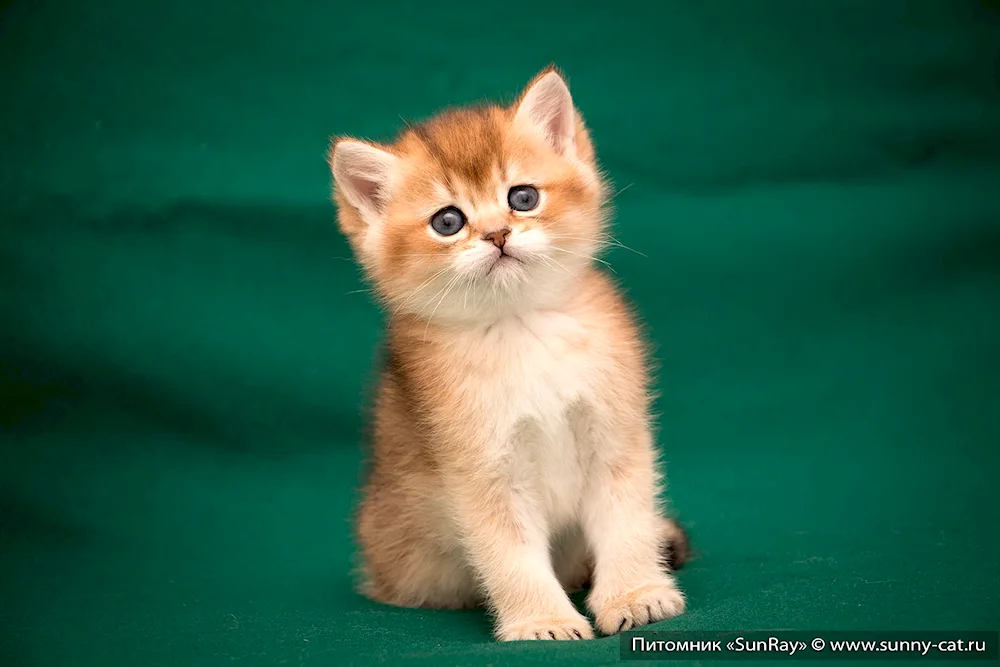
[2,1,998,665]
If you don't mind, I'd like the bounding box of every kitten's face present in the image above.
[332,69,608,323]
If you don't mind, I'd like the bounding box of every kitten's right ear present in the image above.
[514,67,577,157]
[330,139,399,226]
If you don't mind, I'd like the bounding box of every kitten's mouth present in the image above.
[485,251,524,276]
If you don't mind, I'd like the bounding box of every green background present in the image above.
[2,1,998,665]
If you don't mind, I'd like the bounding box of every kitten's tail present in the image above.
[659,515,692,572]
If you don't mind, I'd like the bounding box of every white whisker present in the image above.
[608,234,647,257]
[553,246,617,274]
[547,233,647,258]
[391,267,450,319]
[423,273,463,341]
[534,253,574,277]
[611,182,634,199]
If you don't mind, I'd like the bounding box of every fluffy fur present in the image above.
[330,66,689,641]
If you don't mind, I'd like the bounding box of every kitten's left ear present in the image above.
[514,68,578,157]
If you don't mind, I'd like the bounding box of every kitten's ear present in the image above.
[514,68,577,156]
[330,139,399,226]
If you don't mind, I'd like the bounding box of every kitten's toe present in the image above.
[497,613,594,641]
[591,580,685,636]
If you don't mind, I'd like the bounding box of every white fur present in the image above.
[429,294,684,639]
[452,312,594,522]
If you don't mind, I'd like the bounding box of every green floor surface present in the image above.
[2,1,999,665]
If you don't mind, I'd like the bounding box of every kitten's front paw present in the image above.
[497,613,594,641]
[591,581,685,635]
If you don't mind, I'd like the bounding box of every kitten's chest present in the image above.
[444,311,606,525]
[463,312,597,429]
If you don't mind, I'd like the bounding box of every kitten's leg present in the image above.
[581,426,686,635]
[452,475,594,641]
[357,487,482,609]
[356,542,482,609]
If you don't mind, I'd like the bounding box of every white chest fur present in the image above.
[450,310,603,526]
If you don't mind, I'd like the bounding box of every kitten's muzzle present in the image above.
[483,228,511,249]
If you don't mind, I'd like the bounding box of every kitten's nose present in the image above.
[483,228,511,249]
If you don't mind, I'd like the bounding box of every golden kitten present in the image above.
[330,66,689,641]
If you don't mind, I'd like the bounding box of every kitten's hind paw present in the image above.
[497,613,594,641]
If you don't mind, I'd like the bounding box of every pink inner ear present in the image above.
[539,100,573,153]
[350,173,384,211]
[333,141,397,218]
[518,74,576,155]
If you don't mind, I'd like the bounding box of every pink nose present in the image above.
[483,228,511,249]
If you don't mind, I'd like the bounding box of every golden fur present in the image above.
[330,66,689,641]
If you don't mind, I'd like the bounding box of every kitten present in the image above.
[330,66,689,641]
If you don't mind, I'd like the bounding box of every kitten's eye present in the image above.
[507,185,540,212]
[429,206,467,236]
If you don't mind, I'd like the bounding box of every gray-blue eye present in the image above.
[507,185,539,212]
[429,206,467,236]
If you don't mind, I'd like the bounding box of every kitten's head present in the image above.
[330,67,609,323]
